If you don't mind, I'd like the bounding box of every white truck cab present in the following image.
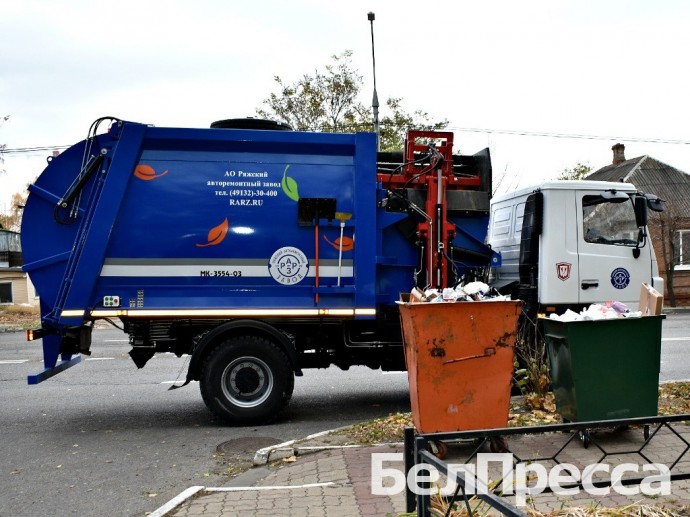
[487,180,664,316]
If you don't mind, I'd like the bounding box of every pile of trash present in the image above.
[405,281,512,303]
[548,301,642,322]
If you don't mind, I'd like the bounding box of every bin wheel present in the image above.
[429,440,448,460]
[579,430,590,449]
[644,425,650,440]
[489,436,510,453]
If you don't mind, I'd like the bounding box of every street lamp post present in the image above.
[367,12,380,151]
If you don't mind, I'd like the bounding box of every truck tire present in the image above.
[200,336,294,425]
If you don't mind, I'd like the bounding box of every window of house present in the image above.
[678,230,690,270]
[0,282,12,304]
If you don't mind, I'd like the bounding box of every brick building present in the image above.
[588,144,690,306]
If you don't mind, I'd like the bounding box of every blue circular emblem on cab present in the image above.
[611,267,630,289]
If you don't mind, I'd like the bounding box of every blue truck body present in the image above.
[22,118,495,423]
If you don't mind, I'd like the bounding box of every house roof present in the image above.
[587,155,690,215]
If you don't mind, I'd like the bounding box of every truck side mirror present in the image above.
[646,196,664,213]
[634,196,648,227]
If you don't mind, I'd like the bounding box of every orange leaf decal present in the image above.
[134,164,169,181]
[196,218,229,247]
[323,234,354,252]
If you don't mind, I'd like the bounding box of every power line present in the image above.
[446,126,690,145]
[1,127,690,154]
[1,145,70,155]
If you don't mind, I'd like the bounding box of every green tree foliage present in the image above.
[378,97,447,152]
[558,162,591,180]
[256,51,447,151]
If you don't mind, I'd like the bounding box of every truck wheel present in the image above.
[200,335,294,425]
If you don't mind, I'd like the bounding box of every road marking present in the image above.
[0,359,29,365]
[662,337,690,341]
[104,339,129,343]
[84,357,115,361]
[382,371,406,375]
[161,380,198,385]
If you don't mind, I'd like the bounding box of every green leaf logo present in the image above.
[281,165,299,202]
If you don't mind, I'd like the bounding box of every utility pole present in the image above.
[367,12,380,151]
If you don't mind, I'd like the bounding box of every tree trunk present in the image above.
[662,219,677,307]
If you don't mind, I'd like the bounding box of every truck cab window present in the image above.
[582,195,639,246]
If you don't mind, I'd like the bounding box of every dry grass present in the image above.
[0,304,40,327]
[422,494,690,516]
[369,384,690,517]
[337,383,690,444]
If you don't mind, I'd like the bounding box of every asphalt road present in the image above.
[0,312,687,516]
[658,311,690,382]
[0,329,411,517]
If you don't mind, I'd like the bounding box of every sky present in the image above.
[2,0,690,216]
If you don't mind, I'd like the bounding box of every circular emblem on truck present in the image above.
[269,246,309,285]
[610,267,630,290]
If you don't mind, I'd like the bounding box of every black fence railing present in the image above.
[405,414,690,517]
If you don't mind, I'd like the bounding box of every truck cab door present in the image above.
[576,191,649,307]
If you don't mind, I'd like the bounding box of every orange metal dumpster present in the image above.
[398,300,522,433]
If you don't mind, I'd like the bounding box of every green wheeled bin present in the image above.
[542,315,664,423]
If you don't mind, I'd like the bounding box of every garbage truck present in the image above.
[21,117,496,424]
[486,180,665,318]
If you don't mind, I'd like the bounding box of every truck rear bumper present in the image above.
[28,355,82,385]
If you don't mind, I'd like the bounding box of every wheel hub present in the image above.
[230,362,264,397]
[221,356,274,408]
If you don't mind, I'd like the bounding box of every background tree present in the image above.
[648,201,687,307]
[256,51,447,151]
[0,191,27,232]
[377,97,447,152]
[558,162,591,180]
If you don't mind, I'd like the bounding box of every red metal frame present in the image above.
[377,130,482,289]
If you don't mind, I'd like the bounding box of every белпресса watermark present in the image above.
[371,452,670,506]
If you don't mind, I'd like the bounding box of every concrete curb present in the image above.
[151,482,342,517]
[148,486,205,517]
[152,428,397,517]
[252,425,353,465]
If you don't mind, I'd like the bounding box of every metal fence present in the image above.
[404,414,690,517]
